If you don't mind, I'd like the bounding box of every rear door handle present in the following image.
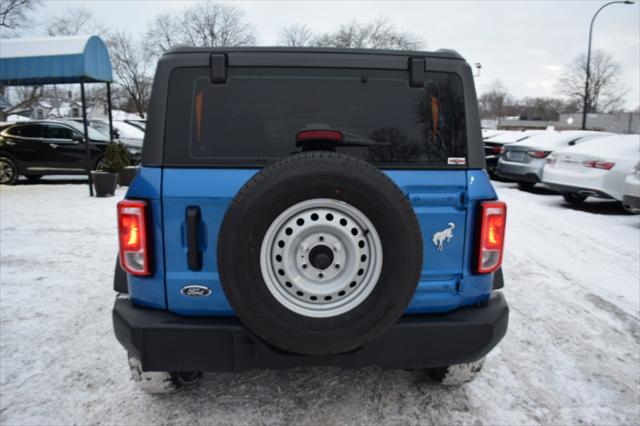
[186,206,202,271]
[49,143,58,149]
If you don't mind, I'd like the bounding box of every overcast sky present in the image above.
[29,0,640,109]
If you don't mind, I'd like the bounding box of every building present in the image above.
[493,112,639,134]
[30,98,110,120]
[554,113,639,134]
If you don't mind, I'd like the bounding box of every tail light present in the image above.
[477,201,507,274]
[492,146,502,155]
[583,160,615,170]
[527,150,551,158]
[117,199,151,276]
[500,146,507,154]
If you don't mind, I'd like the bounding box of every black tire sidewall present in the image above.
[563,192,586,204]
[0,156,18,185]
[218,152,422,355]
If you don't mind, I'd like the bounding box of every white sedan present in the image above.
[497,130,611,189]
[542,134,640,209]
[623,162,640,213]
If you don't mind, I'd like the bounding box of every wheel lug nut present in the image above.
[301,244,309,252]
[333,245,341,252]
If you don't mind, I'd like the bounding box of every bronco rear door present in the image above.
[156,51,480,316]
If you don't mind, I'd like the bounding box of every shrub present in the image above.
[100,142,130,173]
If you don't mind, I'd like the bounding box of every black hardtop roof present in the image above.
[164,46,465,61]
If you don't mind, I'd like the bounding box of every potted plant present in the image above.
[92,142,127,197]
[118,149,138,187]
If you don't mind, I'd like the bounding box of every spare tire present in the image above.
[218,152,422,355]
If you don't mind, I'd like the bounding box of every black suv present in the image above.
[0,120,111,184]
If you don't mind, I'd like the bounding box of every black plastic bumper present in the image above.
[113,293,509,372]
[544,182,614,199]
[623,195,640,210]
[495,171,540,183]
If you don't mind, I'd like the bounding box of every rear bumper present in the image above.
[623,195,640,210]
[543,182,614,199]
[496,159,542,183]
[113,292,509,372]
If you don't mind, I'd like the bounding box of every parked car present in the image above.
[124,119,146,131]
[70,118,143,163]
[484,130,547,176]
[623,162,640,213]
[112,47,510,393]
[482,129,506,140]
[542,134,640,209]
[0,120,111,185]
[496,130,611,189]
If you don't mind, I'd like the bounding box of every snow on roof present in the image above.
[553,134,640,159]
[0,35,112,85]
[516,131,612,149]
[0,35,94,59]
[485,130,549,143]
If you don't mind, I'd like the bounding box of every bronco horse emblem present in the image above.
[432,223,456,252]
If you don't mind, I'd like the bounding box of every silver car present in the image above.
[496,130,611,189]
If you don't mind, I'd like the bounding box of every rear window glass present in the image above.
[164,67,467,167]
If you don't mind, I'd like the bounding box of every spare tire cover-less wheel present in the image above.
[217,152,422,355]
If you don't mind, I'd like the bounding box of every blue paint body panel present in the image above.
[126,166,499,316]
[123,167,166,309]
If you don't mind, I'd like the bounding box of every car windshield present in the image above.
[62,120,110,141]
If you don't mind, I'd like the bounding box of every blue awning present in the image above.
[0,35,113,86]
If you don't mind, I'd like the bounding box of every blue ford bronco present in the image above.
[112,47,509,393]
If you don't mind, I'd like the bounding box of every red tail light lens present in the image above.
[118,199,151,276]
[527,150,551,158]
[477,201,507,274]
[583,160,615,170]
[296,130,343,142]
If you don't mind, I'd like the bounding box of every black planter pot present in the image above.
[118,166,139,187]
[91,171,118,197]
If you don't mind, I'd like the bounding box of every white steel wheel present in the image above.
[260,198,383,318]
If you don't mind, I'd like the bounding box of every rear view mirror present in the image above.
[72,134,84,143]
[111,129,121,139]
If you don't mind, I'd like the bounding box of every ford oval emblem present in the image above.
[181,285,212,297]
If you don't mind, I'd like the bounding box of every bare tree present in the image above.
[107,31,152,118]
[310,17,422,50]
[2,85,42,115]
[558,50,625,113]
[478,80,512,120]
[279,24,313,47]
[0,0,39,34]
[144,1,255,57]
[44,5,104,37]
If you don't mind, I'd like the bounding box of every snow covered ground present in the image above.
[1,178,638,425]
